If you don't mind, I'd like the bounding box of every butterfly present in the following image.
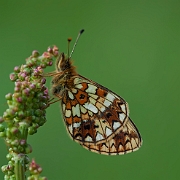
[50,29,142,155]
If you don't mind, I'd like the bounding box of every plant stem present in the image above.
[14,154,25,180]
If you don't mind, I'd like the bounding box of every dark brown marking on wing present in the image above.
[74,89,88,105]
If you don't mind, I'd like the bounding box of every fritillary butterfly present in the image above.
[51,29,142,155]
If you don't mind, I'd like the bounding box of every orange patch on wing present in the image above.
[81,113,89,119]
[75,90,88,105]
[62,96,67,104]
[97,88,107,97]
[66,101,71,109]
[80,82,88,91]
[71,99,78,106]
[73,116,81,123]
[65,117,73,125]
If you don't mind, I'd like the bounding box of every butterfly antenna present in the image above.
[67,37,72,58]
[69,29,84,59]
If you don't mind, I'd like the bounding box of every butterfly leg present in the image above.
[43,71,63,77]
[42,95,62,109]
[48,95,62,105]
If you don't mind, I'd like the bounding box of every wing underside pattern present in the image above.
[61,76,142,155]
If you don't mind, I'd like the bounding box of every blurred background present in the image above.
[0,0,180,179]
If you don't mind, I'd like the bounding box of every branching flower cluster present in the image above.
[0,46,59,180]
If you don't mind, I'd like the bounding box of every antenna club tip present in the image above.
[68,37,72,42]
[80,29,85,34]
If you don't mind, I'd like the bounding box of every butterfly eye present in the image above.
[52,84,63,95]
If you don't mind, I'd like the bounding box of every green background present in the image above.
[0,1,180,179]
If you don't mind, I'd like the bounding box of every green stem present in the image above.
[14,154,25,180]
[13,122,28,179]
[19,122,28,139]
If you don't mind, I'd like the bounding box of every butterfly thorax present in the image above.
[51,53,77,96]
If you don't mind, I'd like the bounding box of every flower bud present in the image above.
[14,66,20,73]
[10,73,17,81]
[32,50,40,57]
[5,93,12,100]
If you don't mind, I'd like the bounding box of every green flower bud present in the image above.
[13,92,21,98]
[1,165,7,173]
[12,146,18,152]
[6,128,11,138]
[17,111,25,119]
[32,50,40,57]
[0,131,6,137]
[38,117,46,126]
[5,93,12,100]
[23,68,31,75]
[18,145,24,153]
[0,124,5,132]
[35,109,43,117]
[24,155,30,164]
[11,139,19,146]
[36,83,42,89]
[0,116,4,123]
[24,144,32,154]
[6,153,13,161]
[10,127,19,135]
[40,63,47,68]
[28,127,37,135]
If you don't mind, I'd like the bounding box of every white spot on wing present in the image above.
[68,125,73,134]
[100,106,106,112]
[82,119,88,123]
[96,132,104,141]
[68,91,74,99]
[106,127,113,137]
[71,88,77,93]
[72,104,80,117]
[96,101,106,112]
[113,121,121,130]
[83,102,98,113]
[65,110,71,117]
[75,84,83,89]
[80,105,87,113]
[119,113,126,122]
[89,97,96,105]
[85,84,97,94]
[73,122,81,128]
[74,77,89,85]
[106,93,115,102]
[120,104,126,113]
[89,93,98,99]
[85,135,93,142]
[74,77,82,84]
[62,104,65,111]
[104,99,111,107]
[88,110,93,116]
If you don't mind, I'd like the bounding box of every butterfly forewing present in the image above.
[60,76,142,154]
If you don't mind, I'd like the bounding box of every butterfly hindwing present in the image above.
[61,76,142,155]
[80,117,142,155]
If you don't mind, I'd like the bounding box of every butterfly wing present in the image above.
[81,117,142,155]
[61,75,142,155]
